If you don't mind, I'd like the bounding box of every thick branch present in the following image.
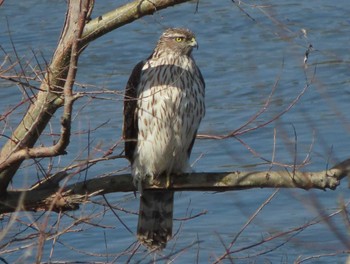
[0,0,90,195]
[1,158,349,214]
[81,0,192,45]
[0,5,87,171]
[0,0,193,196]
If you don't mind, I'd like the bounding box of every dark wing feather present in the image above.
[187,66,205,157]
[123,60,145,163]
[187,129,197,158]
[197,67,205,91]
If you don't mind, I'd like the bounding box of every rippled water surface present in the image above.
[1,0,350,263]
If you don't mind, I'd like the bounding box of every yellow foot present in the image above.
[166,173,171,189]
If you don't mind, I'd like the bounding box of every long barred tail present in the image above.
[137,190,174,250]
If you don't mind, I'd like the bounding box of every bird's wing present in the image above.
[187,66,205,157]
[123,60,145,163]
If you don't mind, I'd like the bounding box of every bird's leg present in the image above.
[165,172,172,189]
[137,179,143,195]
[145,174,155,186]
[152,172,172,188]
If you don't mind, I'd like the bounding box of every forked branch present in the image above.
[0,0,194,195]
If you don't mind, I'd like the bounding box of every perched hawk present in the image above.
[123,28,205,250]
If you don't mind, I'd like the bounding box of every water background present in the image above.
[0,0,349,263]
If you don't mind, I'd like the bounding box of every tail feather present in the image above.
[137,190,174,250]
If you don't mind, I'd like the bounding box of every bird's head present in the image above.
[156,28,198,56]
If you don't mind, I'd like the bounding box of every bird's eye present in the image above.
[175,37,184,42]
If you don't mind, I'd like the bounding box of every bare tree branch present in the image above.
[0,0,193,196]
[1,158,348,215]
[81,0,193,45]
[0,0,91,195]
[0,24,85,170]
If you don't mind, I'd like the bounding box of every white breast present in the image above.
[132,55,205,184]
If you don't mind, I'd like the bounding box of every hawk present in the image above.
[123,28,205,250]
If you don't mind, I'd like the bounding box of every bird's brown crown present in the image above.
[154,28,198,57]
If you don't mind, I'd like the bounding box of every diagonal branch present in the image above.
[0,0,192,196]
[81,0,192,45]
[0,0,91,196]
[0,3,88,171]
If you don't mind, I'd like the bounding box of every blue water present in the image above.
[1,0,350,263]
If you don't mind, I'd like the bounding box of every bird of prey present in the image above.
[123,28,205,250]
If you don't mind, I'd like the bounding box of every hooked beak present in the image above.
[190,37,198,49]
